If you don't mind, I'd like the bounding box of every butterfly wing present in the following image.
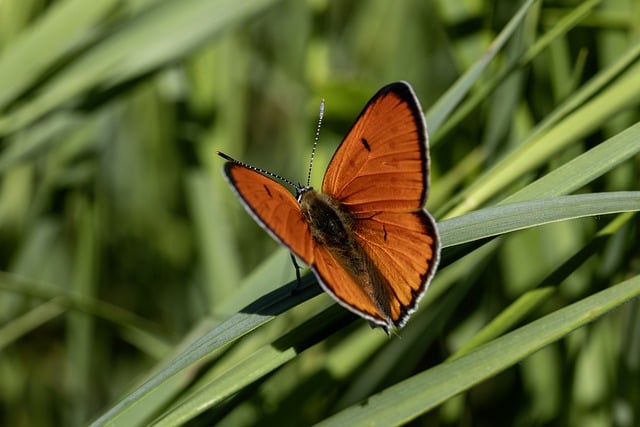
[220,82,439,331]
[353,211,439,328]
[309,246,388,326]
[321,81,440,328]
[222,162,315,264]
[322,82,430,214]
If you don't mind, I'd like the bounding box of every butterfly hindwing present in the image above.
[310,245,390,327]
[352,211,440,327]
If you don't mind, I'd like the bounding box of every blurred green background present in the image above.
[1,0,639,426]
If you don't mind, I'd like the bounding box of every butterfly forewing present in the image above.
[321,82,429,214]
[223,163,315,264]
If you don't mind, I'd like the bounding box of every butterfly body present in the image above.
[219,81,440,332]
[299,188,396,326]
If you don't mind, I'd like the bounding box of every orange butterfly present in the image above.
[218,81,440,332]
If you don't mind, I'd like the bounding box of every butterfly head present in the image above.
[295,185,314,203]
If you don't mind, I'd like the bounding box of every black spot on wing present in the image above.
[383,224,388,242]
[361,137,371,152]
[263,184,272,197]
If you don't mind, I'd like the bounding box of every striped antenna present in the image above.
[306,99,325,188]
[217,151,299,190]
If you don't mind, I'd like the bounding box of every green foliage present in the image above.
[0,0,638,426]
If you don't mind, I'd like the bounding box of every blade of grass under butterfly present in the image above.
[153,195,639,425]
[89,190,639,425]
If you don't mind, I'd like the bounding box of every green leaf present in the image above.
[317,274,640,426]
[440,192,640,246]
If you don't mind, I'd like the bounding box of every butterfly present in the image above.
[218,81,440,333]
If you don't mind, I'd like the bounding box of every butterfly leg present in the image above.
[290,253,303,293]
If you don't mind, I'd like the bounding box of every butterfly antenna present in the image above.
[217,151,299,190]
[306,98,325,188]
